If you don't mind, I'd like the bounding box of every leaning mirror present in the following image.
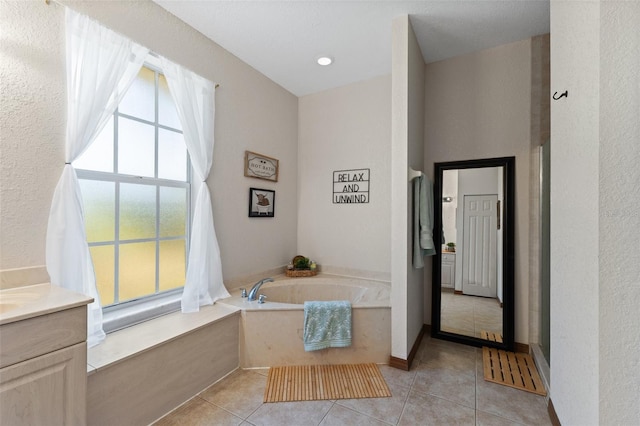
[431,157,515,351]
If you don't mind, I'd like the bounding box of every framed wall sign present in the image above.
[248,188,275,217]
[245,150,279,182]
[333,168,370,204]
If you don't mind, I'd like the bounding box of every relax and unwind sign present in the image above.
[333,168,370,204]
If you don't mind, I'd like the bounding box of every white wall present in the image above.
[598,2,640,422]
[549,1,600,423]
[0,1,298,285]
[391,15,426,360]
[551,0,640,424]
[424,39,532,344]
[297,76,391,277]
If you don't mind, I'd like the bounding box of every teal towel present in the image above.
[413,174,436,268]
[303,301,352,352]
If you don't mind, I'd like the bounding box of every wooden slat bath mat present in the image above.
[480,330,503,343]
[482,347,547,396]
[264,363,391,403]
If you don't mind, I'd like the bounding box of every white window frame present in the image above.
[76,57,192,333]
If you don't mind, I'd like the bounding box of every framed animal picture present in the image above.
[248,188,275,218]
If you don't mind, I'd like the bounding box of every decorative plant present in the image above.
[446,242,456,251]
[294,256,310,270]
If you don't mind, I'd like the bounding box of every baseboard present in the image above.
[389,324,429,371]
[514,342,530,354]
[548,398,561,426]
[388,356,409,370]
[454,290,463,295]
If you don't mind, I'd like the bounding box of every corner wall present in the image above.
[297,76,391,277]
[598,2,640,422]
[551,0,640,423]
[549,1,600,423]
[0,1,298,283]
[391,15,426,360]
[423,39,533,344]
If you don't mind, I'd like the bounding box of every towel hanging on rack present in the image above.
[413,174,436,268]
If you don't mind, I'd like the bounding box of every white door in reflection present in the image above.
[462,194,498,298]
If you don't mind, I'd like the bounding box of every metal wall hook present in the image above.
[553,90,568,100]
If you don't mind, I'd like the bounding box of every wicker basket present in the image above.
[285,268,318,277]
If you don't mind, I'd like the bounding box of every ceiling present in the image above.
[153,1,550,97]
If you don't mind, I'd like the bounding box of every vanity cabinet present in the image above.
[0,286,91,426]
[441,253,456,289]
[0,342,87,425]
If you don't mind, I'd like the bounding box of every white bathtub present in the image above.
[220,274,391,368]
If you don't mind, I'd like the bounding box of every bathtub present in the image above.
[220,274,391,368]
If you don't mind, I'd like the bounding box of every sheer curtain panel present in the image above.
[160,57,230,312]
[46,8,148,347]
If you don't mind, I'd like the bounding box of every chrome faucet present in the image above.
[247,278,274,301]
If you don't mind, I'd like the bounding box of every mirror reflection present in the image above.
[440,166,504,341]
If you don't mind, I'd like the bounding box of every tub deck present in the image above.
[220,274,391,368]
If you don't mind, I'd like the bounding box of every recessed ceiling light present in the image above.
[317,56,333,66]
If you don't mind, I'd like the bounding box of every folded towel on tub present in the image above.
[303,300,352,351]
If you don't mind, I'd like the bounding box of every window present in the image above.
[74,62,190,316]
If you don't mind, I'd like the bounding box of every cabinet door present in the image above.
[0,342,87,426]
[441,254,456,288]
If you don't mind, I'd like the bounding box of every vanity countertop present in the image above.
[0,283,93,326]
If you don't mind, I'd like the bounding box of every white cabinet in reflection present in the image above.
[441,253,456,289]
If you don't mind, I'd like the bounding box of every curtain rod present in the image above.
[45,0,220,89]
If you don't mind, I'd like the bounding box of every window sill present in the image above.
[87,303,240,375]
[102,293,183,334]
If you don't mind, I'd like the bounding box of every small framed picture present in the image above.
[248,188,275,218]
[245,150,279,182]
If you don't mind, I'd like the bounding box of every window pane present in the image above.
[79,180,115,242]
[117,117,155,177]
[90,245,115,306]
[118,66,155,122]
[159,240,185,291]
[158,74,182,130]
[120,183,156,240]
[158,129,187,181]
[119,242,156,302]
[73,116,114,172]
[160,187,187,237]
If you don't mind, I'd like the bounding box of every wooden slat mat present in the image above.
[480,330,503,343]
[482,347,547,396]
[264,363,391,403]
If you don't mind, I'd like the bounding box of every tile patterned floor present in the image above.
[154,337,551,426]
[441,291,503,340]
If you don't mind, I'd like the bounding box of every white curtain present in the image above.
[160,57,230,313]
[46,8,148,347]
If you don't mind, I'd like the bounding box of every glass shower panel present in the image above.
[540,139,551,364]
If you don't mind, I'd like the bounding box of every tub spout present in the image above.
[248,278,274,301]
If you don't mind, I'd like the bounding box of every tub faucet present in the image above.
[247,278,274,301]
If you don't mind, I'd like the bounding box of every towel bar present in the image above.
[408,167,422,181]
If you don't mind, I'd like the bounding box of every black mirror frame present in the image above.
[431,156,515,351]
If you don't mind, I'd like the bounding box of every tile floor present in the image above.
[154,337,551,426]
[441,291,503,340]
